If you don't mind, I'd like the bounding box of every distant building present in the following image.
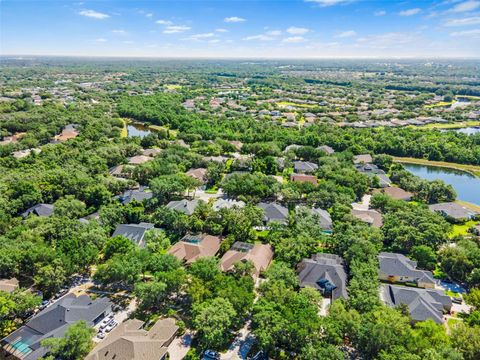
[429,202,479,222]
[297,254,348,300]
[296,206,333,234]
[353,154,373,164]
[317,145,335,155]
[116,187,153,205]
[351,208,383,228]
[186,168,207,183]
[127,155,152,165]
[0,278,19,293]
[381,284,451,324]
[293,161,318,174]
[21,204,54,218]
[373,187,413,201]
[212,198,245,211]
[290,173,318,185]
[1,294,112,360]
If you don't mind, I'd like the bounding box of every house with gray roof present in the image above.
[21,204,54,219]
[257,202,289,226]
[293,161,318,174]
[112,222,155,248]
[296,206,332,234]
[317,145,335,155]
[166,199,200,215]
[379,252,435,288]
[116,187,153,205]
[1,294,112,360]
[355,163,391,188]
[212,198,245,211]
[429,202,479,222]
[381,284,452,324]
[297,253,348,300]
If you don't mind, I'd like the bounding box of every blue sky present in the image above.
[1,0,480,58]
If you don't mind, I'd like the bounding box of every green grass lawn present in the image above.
[450,220,477,238]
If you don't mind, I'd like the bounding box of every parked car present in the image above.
[202,350,220,360]
[452,297,463,304]
[97,331,106,339]
[105,321,118,333]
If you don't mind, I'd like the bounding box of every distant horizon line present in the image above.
[2,54,480,61]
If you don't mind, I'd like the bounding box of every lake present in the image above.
[403,163,480,206]
[127,123,152,138]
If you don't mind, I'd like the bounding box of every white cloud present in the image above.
[123,40,134,44]
[282,36,306,43]
[450,28,480,36]
[451,0,480,13]
[95,38,107,42]
[224,16,246,23]
[163,25,191,34]
[156,19,173,25]
[145,13,153,18]
[215,28,228,33]
[209,39,220,44]
[398,8,421,16]
[189,32,216,40]
[243,34,276,41]
[112,29,127,35]
[445,16,480,26]
[355,32,417,48]
[266,30,282,36]
[374,10,386,16]
[287,26,309,35]
[336,30,357,38]
[79,9,109,19]
[305,0,353,7]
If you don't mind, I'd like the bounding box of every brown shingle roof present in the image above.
[220,243,274,279]
[168,234,221,264]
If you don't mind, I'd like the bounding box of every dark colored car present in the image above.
[452,297,463,304]
[202,350,220,360]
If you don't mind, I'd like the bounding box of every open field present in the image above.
[393,156,480,177]
[277,101,316,109]
[450,220,477,238]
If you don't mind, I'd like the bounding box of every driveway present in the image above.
[221,321,255,360]
[168,331,194,360]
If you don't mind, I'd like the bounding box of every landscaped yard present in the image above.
[449,220,477,238]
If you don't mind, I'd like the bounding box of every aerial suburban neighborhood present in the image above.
[1,0,480,359]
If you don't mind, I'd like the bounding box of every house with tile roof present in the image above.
[351,208,383,228]
[85,318,178,360]
[220,242,274,279]
[168,233,221,264]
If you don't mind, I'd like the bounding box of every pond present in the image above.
[441,127,480,135]
[127,123,152,138]
[403,163,480,206]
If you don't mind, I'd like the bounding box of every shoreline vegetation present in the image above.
[121,118,177,138]
[393,156,480,178]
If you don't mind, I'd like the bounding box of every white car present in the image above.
[97,332,106,339]
[105,321,118,333]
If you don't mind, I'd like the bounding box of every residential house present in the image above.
[290,174,318,185]
[0,278,19,293]
[353,154,373,164]
[429,202,479,222]
[127,155,152,165]
[12,148,41,159]
[186,168,207,183]
[168,233,221,264]
[85,318,178,360]
[1,294,112,360]
[296,206,333,234]
[220,242,274,279]
[257,202,289,226]
[229,140,243,151]
[166,199,200,215]
[351,209,383,228]
[293,161,318,174]
[283,144,302,153]
[379,252,435,288]
[212,198,245,211]
[21,204,54,218]
[381,284,452,324]
[297,254,348,300]
[52,124,79,143]
[112,222,155,248]
[317,145,335,155]
[355,163,391,188]
[116,187,153,205]
[142,148,163,157]
[373,187,413,201]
